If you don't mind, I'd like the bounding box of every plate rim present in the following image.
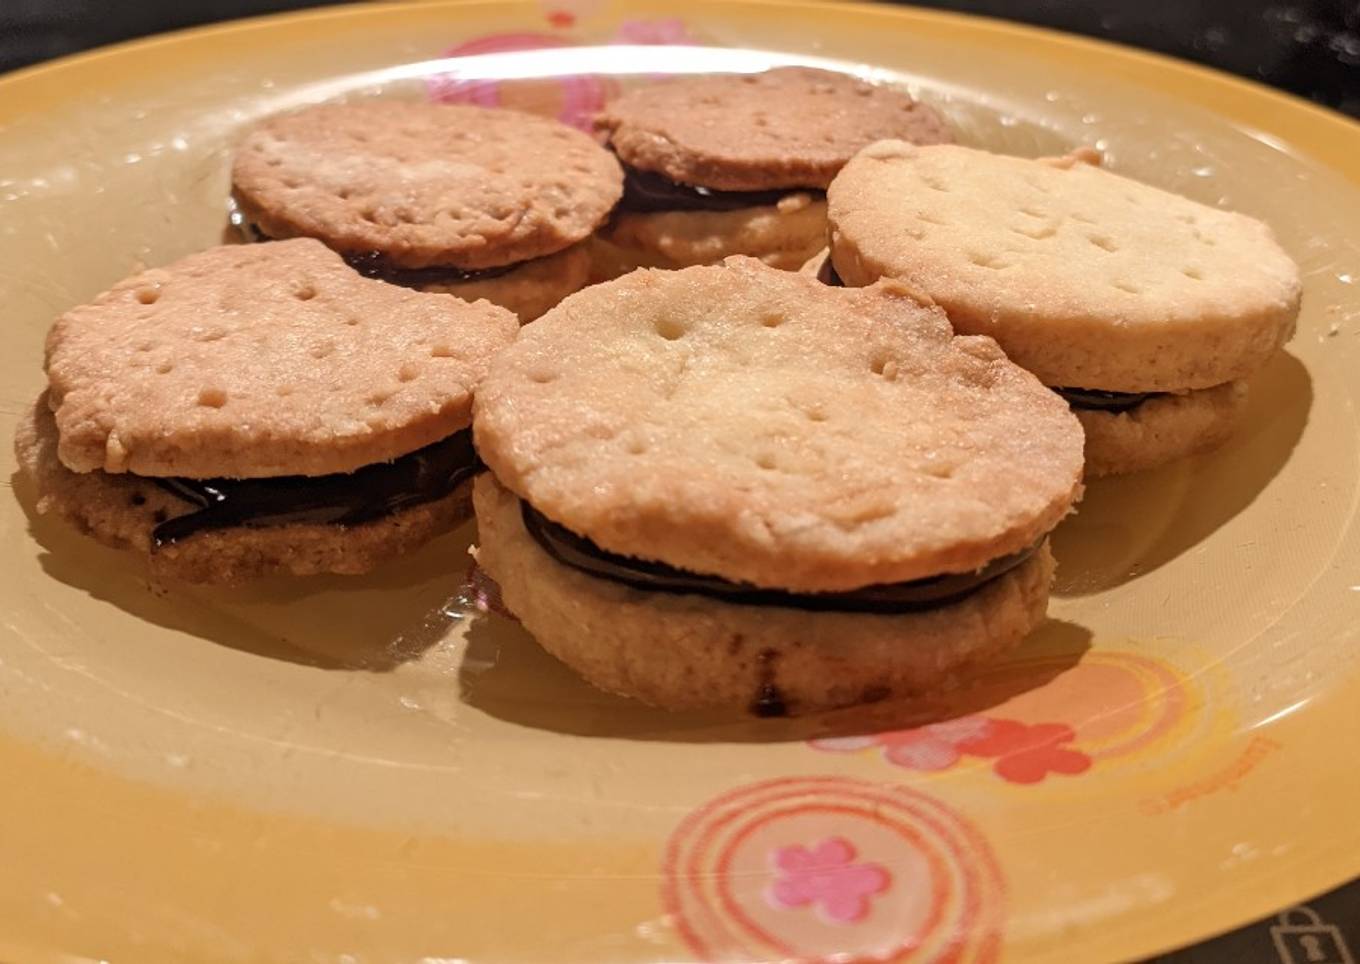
[2,2,1359,961]
[2,0,1359,149]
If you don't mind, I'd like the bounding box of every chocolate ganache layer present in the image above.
[618,164,825,214]
[151,429,480,547]
[522,502,1042,614]
[340,251,518,286]
[1053,387,1165,413]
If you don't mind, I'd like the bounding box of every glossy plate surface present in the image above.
[2,2,1359,961]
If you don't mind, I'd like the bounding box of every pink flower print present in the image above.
[807,715,1093,785]
[810,716,994,772]
[612,18,696,45]
[767,837,890,924]
[955,720,1092,784]
[923,715,995,744]
[875,718,994,771]
[427,33,611,130]
[806,735,881,753]
[875,729,961,771]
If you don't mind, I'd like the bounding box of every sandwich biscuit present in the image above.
[472,257,1084,713]
[232,101,622,321]
[21,239,517,583]
[591,67,950,277]
[828,142,1300,476]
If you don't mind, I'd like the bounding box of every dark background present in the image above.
[1,2,1357,962]
[2,0,1359,116]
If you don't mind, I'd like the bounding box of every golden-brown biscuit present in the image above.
[417,244,592,324]
[471,258,1084,713]
[828,141,1300,475]
[16,402,474,585]
[234,100,622,270]
[474,474,1054,714]
[1077,381,1247,478]
[591,68,948,276]
[46,239,514,478]
[27,240,515,584]
[591,195,828,279]
[474,257,1083,590]
[597,67,950,192]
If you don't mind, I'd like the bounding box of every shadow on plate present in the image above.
[1052,350,1312,596]
[457,610,1093,744]
[12,469,468,672]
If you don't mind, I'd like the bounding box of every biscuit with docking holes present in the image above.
[828,141,1300,393]
[473,256,1084,593]
[46,239,517,479]
[234,101,623,270]
[596,67,951,191]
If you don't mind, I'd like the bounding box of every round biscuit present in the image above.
[474,474,1053,714]
[1078,380,1247,477]
[15,399,472,585]
[596,67,951,191]
[234,101,623,270]
[418,244,591,323]
[473,256,1084,592]
[46,239,518,478]
[828,142,1301,391]
[591,193,828,279]
[798,248,831,277]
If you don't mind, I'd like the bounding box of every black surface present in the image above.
[902,0,1360,117]
[1,2,1357,962]
[0,0,355,74]
[1152,890,1359,964]
[1,0,1358,116]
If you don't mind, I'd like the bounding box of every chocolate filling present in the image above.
[521,502,1042,614]
[618,164,825,214]
[1053,387,1165,413]
[150,429,480,547]
[226,195,521,287]
[339,251,518,287]
[227,198,267,243]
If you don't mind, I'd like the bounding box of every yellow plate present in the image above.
[3,2,1359,961]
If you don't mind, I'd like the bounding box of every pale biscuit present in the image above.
[234,101,623,270]
[828,141,1301,392]
[473,257,1084,592]
[418,244,591,323]
[16,401,472,585]
[596,67,951,191]
[590,194,828,279]
[46,239,517,478]
[799,248,831,277]
[474,474,1053,713]
[1078,381,1247,478]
